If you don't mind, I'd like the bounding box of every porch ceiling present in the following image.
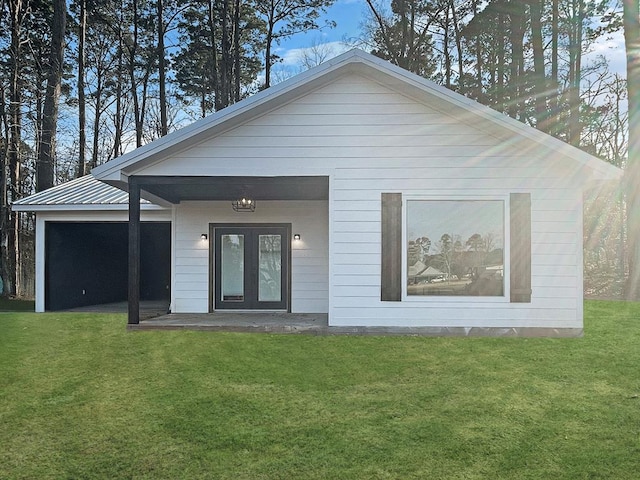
[133,176,329,204]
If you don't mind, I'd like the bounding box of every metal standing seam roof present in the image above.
[11,175,158,211]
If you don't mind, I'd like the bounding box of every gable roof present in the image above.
[11,175,165,212]
[92,48,621,185]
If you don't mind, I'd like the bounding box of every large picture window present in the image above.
[407,199,505,297]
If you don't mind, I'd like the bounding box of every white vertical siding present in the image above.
[172,201,328,313]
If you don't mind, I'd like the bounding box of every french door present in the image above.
[213,224,290,310]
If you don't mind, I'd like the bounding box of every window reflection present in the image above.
[258,234,282,302]
[221,234,244,301]
[407,200,504,296]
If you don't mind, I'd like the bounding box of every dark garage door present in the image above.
[45,222,171,311]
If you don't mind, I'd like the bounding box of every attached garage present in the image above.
[45,222,170,311]
[12,175,172,312]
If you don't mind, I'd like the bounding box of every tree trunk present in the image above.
[221,0,231,107]
[5,0,24,297]
[113,18,124,159]
[139,68,151,140]
[443,3,451,89]
[0,85,12,298]
[530,0,547,131]
[265,18,274,89]
[37,0,66,192]
[567,0,583,146]
[157,0,168,136]
[496,12,505,112]
[233,0,241,102]
[450,0,464,88]
[77,0,87,176]
[623,0,640,300]
[550,0,559,131]
[129,0,143,147]
[508,2,526,120]
[207,0,221,110]
[91,69,103,170]
[473,0,482,99]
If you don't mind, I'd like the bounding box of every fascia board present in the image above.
[12,203,168,213]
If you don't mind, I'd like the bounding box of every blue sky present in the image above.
[406,200,504,253]
[278,0,367,49]
[272,0,369,77]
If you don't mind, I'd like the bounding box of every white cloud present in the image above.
[277,41,352,66]
[584,29,627,77]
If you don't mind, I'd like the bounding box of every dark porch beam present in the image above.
[128,179,141,324]
[132,175,329,203]
[132,175,326,185]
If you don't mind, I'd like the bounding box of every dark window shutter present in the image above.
[381,193,402,301]
[510,193,532,303]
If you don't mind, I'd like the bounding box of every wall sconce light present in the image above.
[232,197,256,212]
[200,233,208,240]
[293,234,301,241]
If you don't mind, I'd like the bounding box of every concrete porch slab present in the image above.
[130,312,329,334]
[129,312,583,337]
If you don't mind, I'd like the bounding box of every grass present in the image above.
[1,301,639,479]
[0,297,35,312]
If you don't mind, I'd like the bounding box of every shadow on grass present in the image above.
[0,297,35,312]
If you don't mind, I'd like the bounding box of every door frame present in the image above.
[209,223,292,312]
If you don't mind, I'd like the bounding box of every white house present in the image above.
[14,49,621,336]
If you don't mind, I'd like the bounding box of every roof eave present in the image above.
[12,203,168,213]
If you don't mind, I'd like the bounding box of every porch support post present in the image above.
[128,179,141,324]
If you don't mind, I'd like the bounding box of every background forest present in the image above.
[0,0,637,300]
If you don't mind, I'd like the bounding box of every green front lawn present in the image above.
[1,301,639,479]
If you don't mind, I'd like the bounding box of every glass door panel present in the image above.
[214,225,289,310]
[221,234,244,301]
[258,235,282,302]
